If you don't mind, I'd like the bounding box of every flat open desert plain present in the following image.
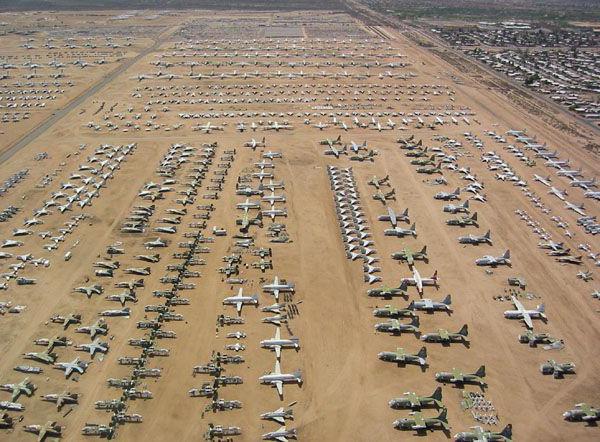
[0,7,598,442]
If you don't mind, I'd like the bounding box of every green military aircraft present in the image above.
[389,387,444,410]
[391,246,428,266]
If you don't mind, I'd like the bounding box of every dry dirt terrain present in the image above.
[0,8,598,442]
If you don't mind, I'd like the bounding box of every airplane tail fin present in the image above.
[418,346,427,359]
[432,270,438,281]
[420,245,427,255]
[335,135,341,142]
[484,230,491,239]
[454,187,460,195]
[437,408,448,423]
[471,212,478,221]
[501,424,513,439]
[537,304,545,313]
[410,223,416,232]
[475,365,486,378]
[463,200,469,209]
[402,208,409,217]
[431,386,443,401]
[399,280,409,292]
[411,316,420,328]
[442,294,451,305]
[458,324,468,336]
[503,250,511,259]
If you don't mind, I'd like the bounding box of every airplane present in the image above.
[0,377,36,401]
[421,324,469,345]
[262,276,295,302]
[416,163,443,174]
[391,246,428,266]
[384,223,417,238]
[410,154,436,166]
[263,151,283,160]
[99,307,130,317]
[504,296,546,329]
[262,426,297,442]
[393,409,449,432]
[261,407,294,424]
[54,357,90,378]
[73,284,104,299]
[323,144,347,158]
[260,327,300,359]
[564,201,586,216]
[50,313,81,329]
[123,267,151,275]
[313,121,329,130]
[389,387,443,410]
[540,360,576,378]
[538,240,564,251]
[319,135,342,146]
[563,403,600,423]
[367,286,408,299]
[570,177,596,190]
[259,360,302,398]
[75,319,108,339]
[373,189,395,204]
[548,186,567,200]
[454,424,512,441]
[458,230,492,245]
[434,188,460,201]
[400,268,438,295]
[244,137,266,150]
[135,254,160,263]
[378,207,409,228]
[22,421,62,441]
[518,330,562,348]
[373,305,415,318]
[75,339,109,358]
[409,295,452,313]
[557,167,583,178]
[436,365,486,387]
[533,174,552,186]
[194,122,224,133]
[0,412,12,429]
[475,250,510,267]
[371,121,393,132]
[264,122,293,131]
[446,213,478,227]
[375,316,420,335]
[223,287,259,315]
[555,255,583,265]
[40,392,78,411]
[378,346,427,367]
[23,349,57,364]
[367,175,389,190]
[144,237,168,249]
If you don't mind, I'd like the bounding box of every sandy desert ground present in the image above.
[0,8,598,442]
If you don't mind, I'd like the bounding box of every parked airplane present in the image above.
[260,327,300,359]
[409,295,452,313]
[563,403,600,423]
[435,365,486,387]
[54,357,90,378]
[262,426,297,442]
[400,268,438,295]
[475,250,510,267]
[260,407,294,424]
[259,360,302,398]
[454,424,512,441]
[389,387,443,410]
[0,377,36,402]
[391,246,428,266]
[421,325,469,345]
[458,230,492,246]
[378,346,427,367]
[504,296,546,329]
[223,288,259,315]
[393,409,449,432]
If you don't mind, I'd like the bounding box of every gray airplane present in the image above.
[458,230,491,245]
[378,346,427,367]
[262,276,295,302]
[73,284,103,299]
[54,357,90,378]
[261,406,294,424]
[443,200,469,214]
[75,339,109,358]
[385,223,417,238]
[262,426,297,442]
[409,295,452,314]
[563,403,600,423]
[0,377,36,402]
[40,392,78,411]
[75,319,108,339]
[378,207,409,228]
[475,250,510,267]
[434,188,460,201]
[259,360,302,398]
[260,327,300,359]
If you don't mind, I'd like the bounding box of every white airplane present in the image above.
[548,187,567,201]
[262,276,295,302]
[245,137,266,150]
[400,268,438,295]
[557,167,582,178]
[533,174,552,187]
[504,296,546,329]
[570,177,596,190]
[312,121,329,130]
[262,426,297,442]
[260,327,300,359]
[263,122,293,131]
[259,360,302,397]
[565,201,586,216]
[222,288,259,315]
[193,122,224,133]
[75,339,109,358]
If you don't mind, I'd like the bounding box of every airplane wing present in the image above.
[275,345,281,359]
[275,327,281,340]
[275,436,288,442]
[275,380,283,397]
[512,296,525,312]
[522,312,533,329]
[274,360,282,375]
[236,302,242,314]
[65,366,72,377]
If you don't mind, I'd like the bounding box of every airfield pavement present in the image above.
[0,8,599,442]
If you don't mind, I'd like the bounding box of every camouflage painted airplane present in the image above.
[475,250,510,267]
[454,424,512,441]
[378,346,427,367]
[378,207,409,228]
[40,391,78,411]
[435,366,486,387]
[410,155,436,166]
[389,387,443,410]
[373,189,395,205]
[372,305,415,318]
[375,316,420,335]
[563,403,599,423]
[416,163,443,175]
[393,409,449,432]
[444,200,469,214]
[420,325,469,345]
[0,377,36,402]
[446,213,478,228]
[22,421,62,441]
[391,246,428,266]
[367,175,390,189]
[367,286,407,299]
